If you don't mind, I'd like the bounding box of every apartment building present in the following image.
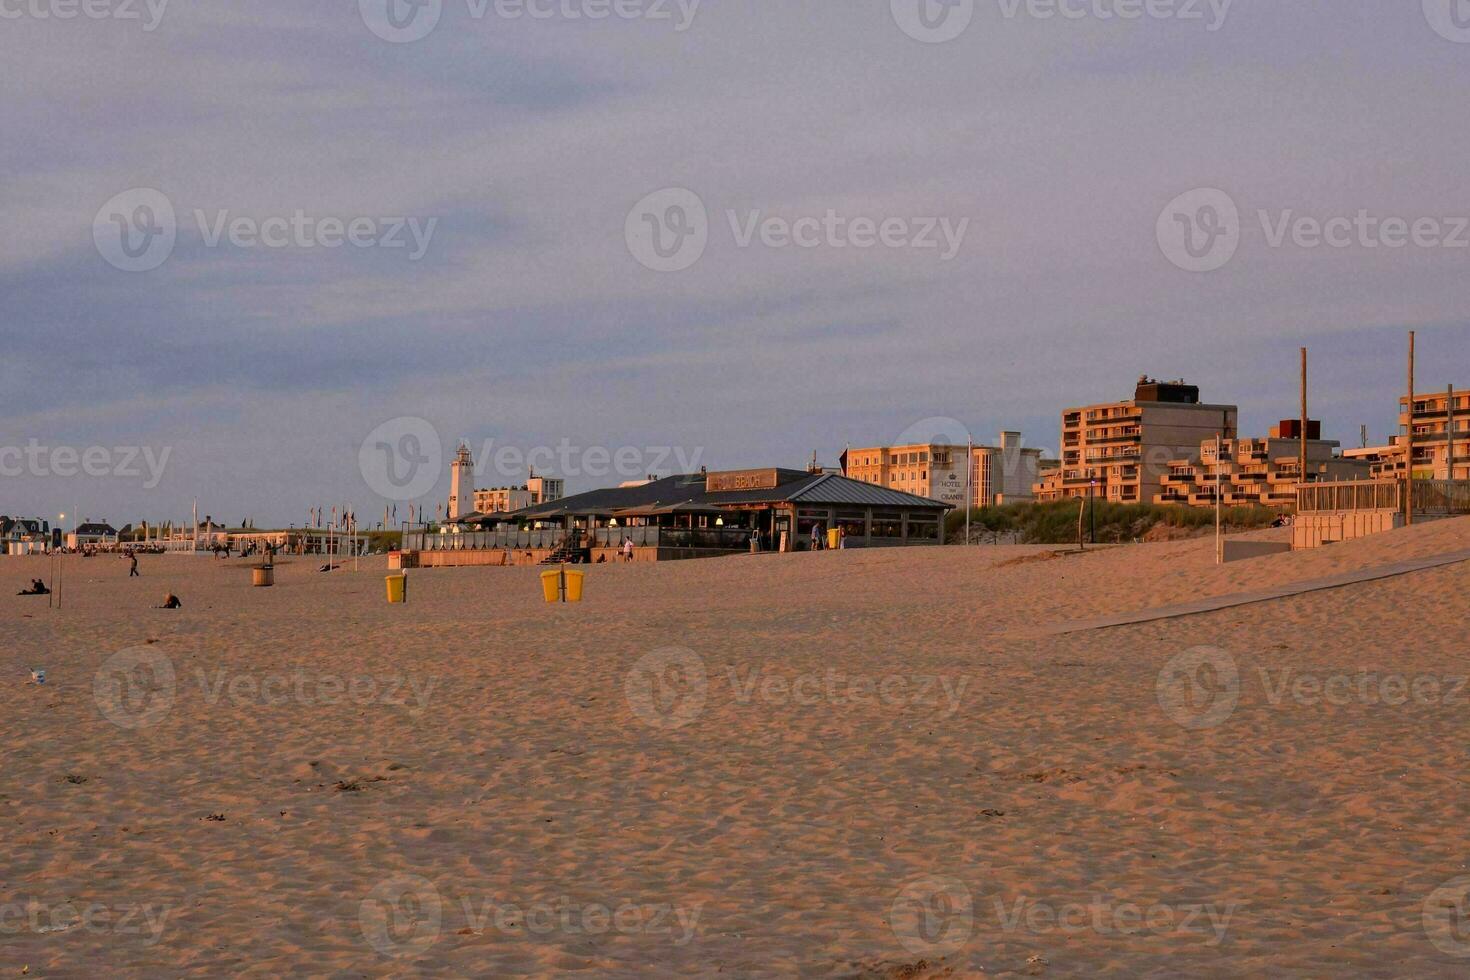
[842,432,1044,508]
[475,474,566,514]
[1034,378,1238,504]
[1154,420,1371,509]
[1371,387,1470,481]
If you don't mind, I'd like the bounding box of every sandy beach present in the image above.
[6,520,1470,976]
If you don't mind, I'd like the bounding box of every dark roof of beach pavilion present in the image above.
[461,469,951,527]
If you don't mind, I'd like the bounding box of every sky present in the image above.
[2,0,1468,527]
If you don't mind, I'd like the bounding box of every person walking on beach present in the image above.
[623,537,634,563]
[811,525,822,551]
[129,553,139,577]
[838,526,847,550]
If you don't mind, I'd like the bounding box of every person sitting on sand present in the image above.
[158,593,182,609]
[17,578,49,596]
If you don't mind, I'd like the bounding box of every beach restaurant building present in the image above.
[401,467,952,565]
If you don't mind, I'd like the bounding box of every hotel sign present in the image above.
[707,468,780,493]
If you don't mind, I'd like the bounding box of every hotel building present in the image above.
[841,432,1044,508]
[1154,420,1372,508]
[1034,378,1238,504]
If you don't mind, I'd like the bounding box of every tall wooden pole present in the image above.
[1299,347,1309,491]
[1448,383,1457,483]
[1215,431,1223,565]
[1406,331,1416,525]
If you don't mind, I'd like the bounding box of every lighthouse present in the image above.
[448,443,474,520]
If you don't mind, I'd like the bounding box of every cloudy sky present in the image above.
[3,0,1468,526]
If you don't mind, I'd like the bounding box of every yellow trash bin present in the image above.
[827,528,841,551]
[565,570,585,603]
[540,569,562,603]
[385,573,407,604]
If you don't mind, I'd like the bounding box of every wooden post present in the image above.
[1406,331,1416,525]
[1299,347,1308,492]
[1215,432,1223,565]
[1448,383,1457,483]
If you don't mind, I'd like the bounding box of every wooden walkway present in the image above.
[1018,547,1470,637]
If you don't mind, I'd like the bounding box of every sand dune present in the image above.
[5,520,1470,976]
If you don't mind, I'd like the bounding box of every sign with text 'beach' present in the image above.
[706,469,780,493]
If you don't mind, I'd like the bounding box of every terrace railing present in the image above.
[1296,479,1470,515]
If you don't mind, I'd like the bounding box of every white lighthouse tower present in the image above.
[448,443,474,520]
